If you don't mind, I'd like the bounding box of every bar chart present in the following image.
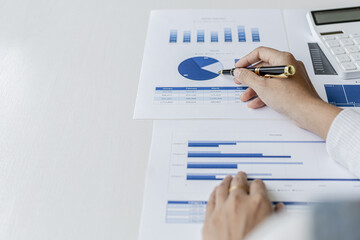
[184,140,327,181]
[169,26,261,44]
[325,84,360,107]
[168,132,359,194]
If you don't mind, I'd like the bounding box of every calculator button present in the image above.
[341,62,357,71]
[336,54,351,63]
[331,47,346,55]
[350,53,360,61]
[345,46,360,53]
[350,33,360,38]
[323,35,336,40]
[337,34,349,39]
[340,39,354,46]
[353,37,360,45]
[326,40,340,47]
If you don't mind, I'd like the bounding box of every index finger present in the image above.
[205,187,216,218]
[235,47,283,68]
[215,175,232,207]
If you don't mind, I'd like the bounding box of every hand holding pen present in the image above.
[231,47,340,140]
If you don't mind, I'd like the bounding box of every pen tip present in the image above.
[218,70,222,75]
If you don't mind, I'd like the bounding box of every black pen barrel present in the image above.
[247,65,287,76]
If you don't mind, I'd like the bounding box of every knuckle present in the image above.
[282,51,295,60]
[298,60,305,68]
[254,179,265,186]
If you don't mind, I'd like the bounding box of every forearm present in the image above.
[289,98,342,140]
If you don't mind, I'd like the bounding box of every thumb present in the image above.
[234,68,264,92]
[274,202,285,213]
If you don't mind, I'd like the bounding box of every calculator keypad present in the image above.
[323,32,360,73]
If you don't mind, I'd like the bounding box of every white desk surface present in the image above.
[0,0,357,239]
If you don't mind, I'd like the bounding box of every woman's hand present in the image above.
[234,47,342,140]
[202,172,283,240]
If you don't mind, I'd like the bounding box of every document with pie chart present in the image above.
[134,9,290,119]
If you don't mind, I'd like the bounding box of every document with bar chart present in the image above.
[139,120,360,240]
[134,9,289,119]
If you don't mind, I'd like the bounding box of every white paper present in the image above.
[139,120,360,240]
[134,10,290,119]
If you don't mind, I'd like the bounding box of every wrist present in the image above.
[289,97,342,139]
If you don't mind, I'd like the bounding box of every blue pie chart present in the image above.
[178,56,223,81]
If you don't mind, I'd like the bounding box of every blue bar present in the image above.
[237,25,246,42]
[188,153,291,158]
[197,30,205,43]
[187,176,360,181]
[234,59,240,64]
[187,162,303,168]
[169,30,177,43]
[155,86,248,91]
[251,28,260,42]
[183,30,191,43]
[248,178,360,181]
[187,173,272,180]
[188,163,238,169]
[188,141,237,147]
[188,153,262,158]
[224,28,232,42]
[168,200,207,205]
[211,31,218,42]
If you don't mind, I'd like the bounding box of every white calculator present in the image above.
[307,6,360,79]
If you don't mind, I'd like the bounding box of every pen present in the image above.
[218,65,296,78]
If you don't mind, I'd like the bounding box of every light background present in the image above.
[0,0,358,239]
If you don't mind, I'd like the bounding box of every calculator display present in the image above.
[312,7,360,25]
